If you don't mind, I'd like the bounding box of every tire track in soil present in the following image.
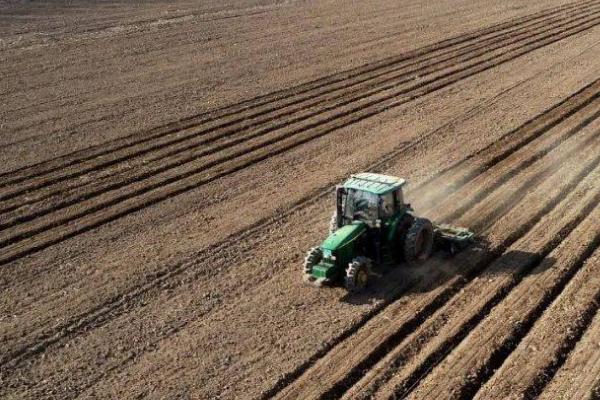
[0,4,596,204]
[342,116,600,398]
[413,225,600,400]
[423,98,600,229]
[402,167,600,400]
[537,291,600,400]
[30,119,600,400]
[3,24,600,227]
[0,0,594,186]
[1,10,600,266]
[1,0,598,210]
[359,158,600,400]
[2,9,596,212]
[267,117,600,400]
[3,79,598,375]
[409,77,600,209]
[474,249,600,400]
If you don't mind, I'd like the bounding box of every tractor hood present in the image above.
[321,221,366,251]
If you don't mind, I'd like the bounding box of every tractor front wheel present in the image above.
[345,256,372,293]
[303,247,323,277]
[404,217,434,263]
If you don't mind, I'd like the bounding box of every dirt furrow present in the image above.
[4,18,600,225]
[426,97,600,226]
[4,64,600,239]
[362,165,600,400]
[403,163,600,400]
[1,2,598,208]
[537,292,600,400]
[3,1,600,398]
[3,79,590,383]
[0,0,592,186]
[2,13,599,266]
[475,250,600,400]
[269,125,600,400]
[64,133,600,400]
[0,74,560,370]
[414,77,600,209]
[452,128,600,233]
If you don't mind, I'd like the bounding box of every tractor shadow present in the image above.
[341,238,555,306]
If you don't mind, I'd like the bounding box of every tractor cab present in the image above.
[335,173,410,229]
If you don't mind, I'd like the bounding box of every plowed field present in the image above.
[1,0,599,399]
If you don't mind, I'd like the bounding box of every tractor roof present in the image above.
[343,173,406,195]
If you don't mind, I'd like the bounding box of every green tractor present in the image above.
[303,173,473,292]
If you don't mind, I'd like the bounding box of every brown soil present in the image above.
[537,267,600,400]
[1,0,600,399]
[475,245,600,400]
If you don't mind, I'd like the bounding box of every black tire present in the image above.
[449,242,459,256]
[403,217,434,263]
[393,214,413,262]
[345,256,371,293]
[303,247,322,275]
[329,212,338,234]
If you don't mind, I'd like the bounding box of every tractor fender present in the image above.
[386,211,413,243]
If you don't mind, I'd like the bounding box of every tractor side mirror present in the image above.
[336,186,347,222]
[336,186,347,205]
[336,186,346,194]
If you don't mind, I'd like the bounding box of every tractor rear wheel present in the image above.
[303,247,323,276]
[345,256,372,293]
[404,217,434,263]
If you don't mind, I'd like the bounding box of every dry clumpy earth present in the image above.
[1,0,600,399]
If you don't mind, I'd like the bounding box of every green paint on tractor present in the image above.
[303,173,474,293]
[321,222,366,250]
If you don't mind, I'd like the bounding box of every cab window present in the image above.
[344,189,379,221]
[394,189,404,208]
[380,192,395,217]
